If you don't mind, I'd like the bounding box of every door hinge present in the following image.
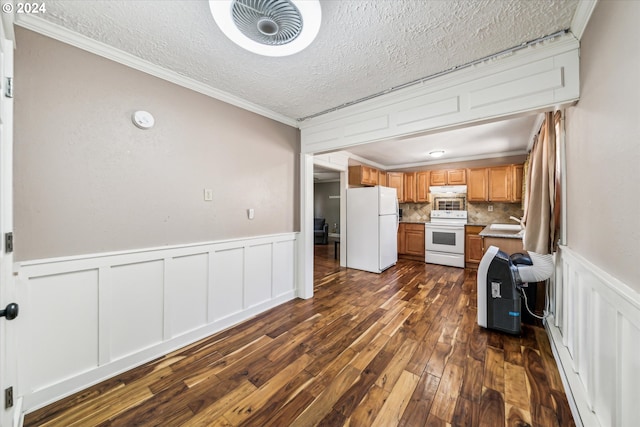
[5,232,13,253]
[5,77,12,98]
[4,387,13,409]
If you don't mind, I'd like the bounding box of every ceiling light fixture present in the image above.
[429,150,445,158]
[210,0,322,57]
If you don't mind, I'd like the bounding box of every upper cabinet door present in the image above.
[511,164,524,202]
[378,170,387,186]
[430,170,447,186]
[467,168,488,202]
[404,172,417,203]
[447,169,466,185]
[416,171,430,202]
[430,169,466,185]
[488,166,511,202]
[349,165,379,186]
[387,172,404,202]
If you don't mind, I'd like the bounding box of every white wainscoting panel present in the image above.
[16,232,298,414]
[244,244,273,309]
[165,253,209,339]
[24,269,99,393]
[109,260,165,361]
[272,240,295,298]
[211,248,245,321]
[546,245,640,427]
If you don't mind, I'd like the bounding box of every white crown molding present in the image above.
[14,14,299,128]
[341,150,528,171]
[570,0,598,40]
[343,152,387,171]
[383,150,529,170]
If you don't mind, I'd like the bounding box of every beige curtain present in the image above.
[522,111,560,254]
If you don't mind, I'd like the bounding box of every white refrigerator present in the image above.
[346,186,399,273]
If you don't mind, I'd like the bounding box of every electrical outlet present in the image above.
[5,387,13,409]
[203,189,213,201]
[488,205,494,212]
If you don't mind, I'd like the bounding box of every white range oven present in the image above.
[425,186,468,268]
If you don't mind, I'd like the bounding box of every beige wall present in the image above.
[565,1,640,290]
[14,28,300,261]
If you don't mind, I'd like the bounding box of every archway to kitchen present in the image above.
[299,108,564,301]
[297,32,579,299]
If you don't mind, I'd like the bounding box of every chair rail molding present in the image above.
[15,232,298,413]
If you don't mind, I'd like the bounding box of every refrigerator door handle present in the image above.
[395,197,399,231]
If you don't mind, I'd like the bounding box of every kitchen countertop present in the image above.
[399,220,428,224]
[479,225,524,239]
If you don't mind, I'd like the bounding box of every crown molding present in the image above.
[14,14,299,128]
[570,0,598,40]
[344,152,387,171]
[380,150,529,170]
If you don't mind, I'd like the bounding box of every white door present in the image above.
[0,16,16,427]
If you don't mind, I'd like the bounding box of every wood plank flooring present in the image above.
[25,244,573,426]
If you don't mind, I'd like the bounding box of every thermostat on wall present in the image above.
[132,110,155,129]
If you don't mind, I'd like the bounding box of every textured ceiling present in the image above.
[30,0,579,121]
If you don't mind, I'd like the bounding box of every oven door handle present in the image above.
[426,225,465,230]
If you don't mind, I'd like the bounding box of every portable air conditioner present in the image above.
[477,246,554,335]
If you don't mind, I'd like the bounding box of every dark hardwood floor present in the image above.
[25,243,573,426]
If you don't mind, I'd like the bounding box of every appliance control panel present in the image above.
[430,210,468,219]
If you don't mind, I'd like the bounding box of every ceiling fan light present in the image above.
[210,0,322,57]
[429,150,445,158]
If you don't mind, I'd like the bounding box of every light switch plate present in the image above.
[204,189,213,201]
[248,208,254,219]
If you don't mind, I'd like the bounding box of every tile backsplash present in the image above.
[468,202,524,225]
[399,203,431,222]
[400,201,523,225]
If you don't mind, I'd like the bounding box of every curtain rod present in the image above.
[297,29,570,122]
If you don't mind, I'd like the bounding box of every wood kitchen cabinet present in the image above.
[511,164,524,202]
[488,166,512,202]
[378,170,387,186]
[397,223,405,254]
[387,172,404,201]
[447,169,466,185]
[467,168,489,202]
[348,165,379,186]
[403,172,417,203]
[466,164,524,203]
[430,170,447,186]
[430,169,466,186]
[398,223,425,261]
[483,236,524,255]
[465,225,484,269]
[416,171,430,202]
